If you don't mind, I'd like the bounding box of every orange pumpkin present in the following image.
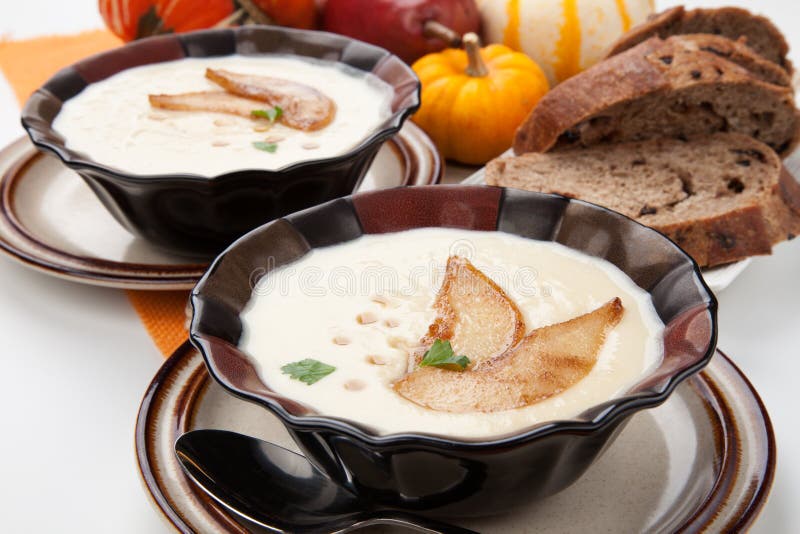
[99,0,236,41]
[412,33,549,165]
[99,0,319,41]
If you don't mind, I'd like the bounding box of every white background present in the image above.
[0,1,798,532]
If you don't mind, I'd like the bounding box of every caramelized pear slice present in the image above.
[394,298,624,413]
[205,68,336,131]
[494,297,624,394]
[416,256,525,370]
[149,91,265,118]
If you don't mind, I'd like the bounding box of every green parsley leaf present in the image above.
[419,339,470,371]
[281,358,336,385]
[251,106,283,123]
[252,141,278,153]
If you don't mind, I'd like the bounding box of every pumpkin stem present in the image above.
[423,20,463,48]
[213,8,247,28]
[463,33,489,77]
[238,0,275,25]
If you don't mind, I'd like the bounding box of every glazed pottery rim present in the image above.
[20,26,421,183]
[190,185,719,450]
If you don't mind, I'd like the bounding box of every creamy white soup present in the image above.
[53,55,394,176]
[239,228,664,439]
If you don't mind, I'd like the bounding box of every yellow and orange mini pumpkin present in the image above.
[412,33,549,165]
[478,0,654,84]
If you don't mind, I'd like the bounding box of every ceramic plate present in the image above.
[0,122,442,290]
[460,158,757,294]
[136,344,774,533]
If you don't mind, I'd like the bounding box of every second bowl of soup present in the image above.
[21,26,420,256]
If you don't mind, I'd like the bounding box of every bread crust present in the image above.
[669,170,800,266]
[779,167,800,217]
[672,34,790,87]
[513,38,664,154]
[773,168,800,242]
[490,134,800,268]
[606,6,792,72]
[656,205,772,267]
[513,36,798,156]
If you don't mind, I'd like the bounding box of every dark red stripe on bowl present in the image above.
[352,185,502,234]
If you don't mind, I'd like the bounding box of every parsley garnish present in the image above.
[281,359,336,385]
[252,141,278,153]
[419,340,470,371]
[251,106,283,123]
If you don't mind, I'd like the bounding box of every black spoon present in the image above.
[175,429,479,534]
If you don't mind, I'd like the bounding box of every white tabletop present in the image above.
[0,1,798,532]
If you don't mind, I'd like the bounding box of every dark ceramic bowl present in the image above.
[21,26,420,257]
[189,185,718,518]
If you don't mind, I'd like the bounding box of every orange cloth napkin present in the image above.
[0,30,122,103]
[0,30,189,356]
[126,290,190,356]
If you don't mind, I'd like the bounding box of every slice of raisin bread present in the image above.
[513,36,799,156]
[605,6,792,72]
[670,34,790,87]
[488,133,800,267]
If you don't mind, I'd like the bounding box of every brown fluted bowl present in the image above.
[21,26,420,257]
[189,185,718,518]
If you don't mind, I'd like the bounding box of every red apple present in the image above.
[323,0,481,64]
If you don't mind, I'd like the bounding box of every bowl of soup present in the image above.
[21,26,420,256]
[189,185,717,517]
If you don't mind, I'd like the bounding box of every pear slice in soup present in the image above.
[394,298,624,413]
[414,256,525,370]
[149,91,266,118]
[206,68,337,131]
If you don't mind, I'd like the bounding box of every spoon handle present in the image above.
[356,511,480,534]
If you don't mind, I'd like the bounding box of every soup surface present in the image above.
[53,55,394,175]
[239,228,664,439]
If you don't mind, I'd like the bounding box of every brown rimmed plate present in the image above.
[136,344,775,533]
[0,122,441,290]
